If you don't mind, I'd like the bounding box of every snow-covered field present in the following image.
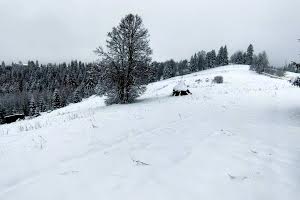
[1,65,300,200]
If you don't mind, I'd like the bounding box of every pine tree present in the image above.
[29,96,36,116]
[38,97,44,113]
[243,52,247,64]
[206,50,217,69]
[230,51,245,64]
[223,45,229,65]
[216,46,224,66]
[177,60,189,75]
[73,88,82,103]
[83,64,98,98]
[35,60,39,68]
[245,44,254,65]
[34,104,40,116]
[94,14,152,105]
[149,61,164,82]
[0,104,5,124]
[197,51,206,71]
[52,89,61,109]
[251,51,269,73]
[189,54,198,72]
[216,46,229,66]
[163,59,177,79]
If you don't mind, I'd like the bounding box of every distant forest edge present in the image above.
[0,44,297,123]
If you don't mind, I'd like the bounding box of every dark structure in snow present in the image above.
[2,114,25,124]
[292,77,300,87]
[172,81,192,96]
[292,62,300,71]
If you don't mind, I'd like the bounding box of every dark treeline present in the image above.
[230,44,287,77]
[1,44,255,123]
[0,60,99,122]
[230,44,254,65]
[148,44,258,83]
[284,63,300,73]
[248,50,286,77]
[149,45,231,82]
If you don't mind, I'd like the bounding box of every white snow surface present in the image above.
[285,71,300,82]
[1,65,300,200]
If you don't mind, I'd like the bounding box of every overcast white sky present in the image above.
[0,0,299,66]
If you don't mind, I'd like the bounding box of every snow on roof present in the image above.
[173,81,188,91]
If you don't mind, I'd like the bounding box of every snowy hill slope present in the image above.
[0,65,300,200]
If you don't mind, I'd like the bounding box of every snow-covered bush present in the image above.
[213,76,223,84]
[264,67,286,77]
[275,69,285,77]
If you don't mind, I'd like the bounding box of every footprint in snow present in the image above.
[227,173,248,181]
[216,129,235,136]
[250,150,258,154]
[59,170,79,176]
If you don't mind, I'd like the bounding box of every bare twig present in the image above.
[131,158,150,166]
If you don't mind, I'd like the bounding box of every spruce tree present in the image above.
[38,98,44,113]
[197,51,206,71]
[230,51,245,64]
[177,60,189,75]
[29,96,36,116]
[216,46,229,66]
[163,59,177,79]
[189,54,198,72]
[243,52,247,64]
[206,50,217,69]
[216,46,224,66]
[251,51,269,73]
[245,44,254,65]
[84,64,98,97]
[52,89,61,109]
[223,45,229,65]
[149,62,165,81]
[0,104,5,124]
[73,88,82,103]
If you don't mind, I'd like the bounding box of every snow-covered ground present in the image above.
[1,65,300,200]
[285,71,300,82]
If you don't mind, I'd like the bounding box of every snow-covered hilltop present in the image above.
[0,65,300,200]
